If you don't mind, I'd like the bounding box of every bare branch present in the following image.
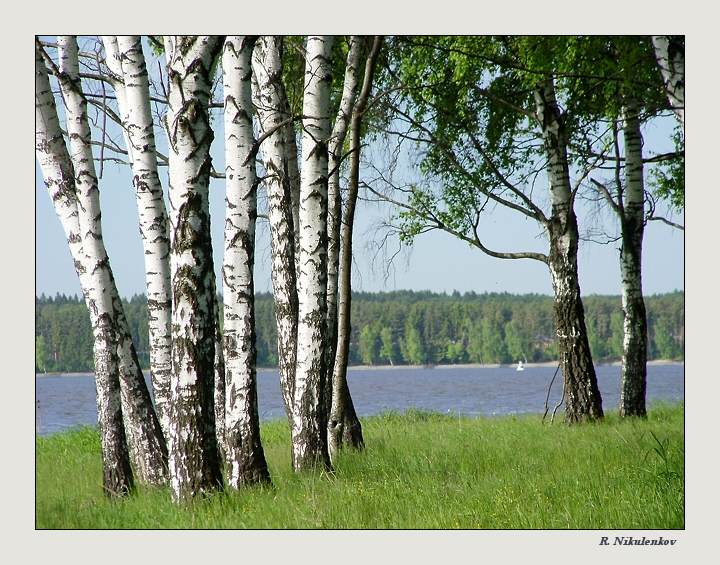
[589,178,620,215]
[84,97,169,166]
[648,216,684,230]
[389,102,547,223]
[242,114,307,167]
[364,182,548,263]
[643,151,684,164]
[465,129,548,222]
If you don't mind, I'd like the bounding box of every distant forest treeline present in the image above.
[35,291,684,373]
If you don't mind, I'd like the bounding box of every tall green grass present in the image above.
[36,404,684,529]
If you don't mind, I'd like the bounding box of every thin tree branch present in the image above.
[589,178,620,215]
[242,114,307,167]
[389,103,546,223]
[365,182,548,263]
[648,216,684,230]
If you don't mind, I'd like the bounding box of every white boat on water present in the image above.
[516,360,525,372]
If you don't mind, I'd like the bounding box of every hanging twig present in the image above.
[542,364,561,424]
[550,377,566,424]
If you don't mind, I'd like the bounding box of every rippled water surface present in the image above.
[35,363,684,436]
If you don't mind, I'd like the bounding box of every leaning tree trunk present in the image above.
[221,35,271,487]
[325,36,364,418]
[58,36,169,486]
[252,36,299,426]
[58,36,169,485]
[36,41,134,496]
[292,35,335,471]
[651,36,684,130]
[618,101,648,417]
[109,282,169,484]
[328,37,382,459]
[535,77,603,423]
[109,36,174,442]
[164,35,224,501]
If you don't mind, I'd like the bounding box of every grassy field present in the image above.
[35,404,684,529]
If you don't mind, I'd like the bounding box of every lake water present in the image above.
[35,363,684,436]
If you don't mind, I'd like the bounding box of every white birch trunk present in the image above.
[651,36,684,129]
[55,37,169,485]
[222,36,271,486]
[292,36,334,470]
[252,36,298,424]
[328,36,383,460]
[36,41,134,496]
[111,36,174,441]
[534,77,603,423]
[325,36,364,416]
[59,37,168,485]
[100,37,134,161]
[109,279,170,485]
[619,101,648,417]
[164,35,224,501]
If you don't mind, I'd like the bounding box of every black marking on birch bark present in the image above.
[548,227,604,423]
[534,76,603,424]
[37,58,136,495]
[165,36,225,501]
[618,103,648,418]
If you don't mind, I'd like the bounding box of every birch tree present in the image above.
[325,36,363,417]
[533,76,603,421]
[651,35,684,129]
[578,37,680,417]
[328,36,384,459]
[103,36,174,440]
[163,35,224,500]
[222,35,271,486]
[44,37,169,484]
[36,40,134,496]
[251,36,299,424]
[291,35,335,470]
[372,36,605,422]
[618,103,647,416]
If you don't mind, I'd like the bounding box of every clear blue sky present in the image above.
[35,40,684,299]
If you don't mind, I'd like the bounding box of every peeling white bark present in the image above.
[651,36,684,129]
[60,37,168,485]
[100,37,134,161]
[292,36,334,470]
[110,36,174,441]
[619,101,648,417]
[56,37,171,484]
[222,36,271,486]
[164,35,224,501]
[252,36,298,424]
[36,40,134,496]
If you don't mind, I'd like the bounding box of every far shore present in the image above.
[344,359,681,371]
[36,359,684,377]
